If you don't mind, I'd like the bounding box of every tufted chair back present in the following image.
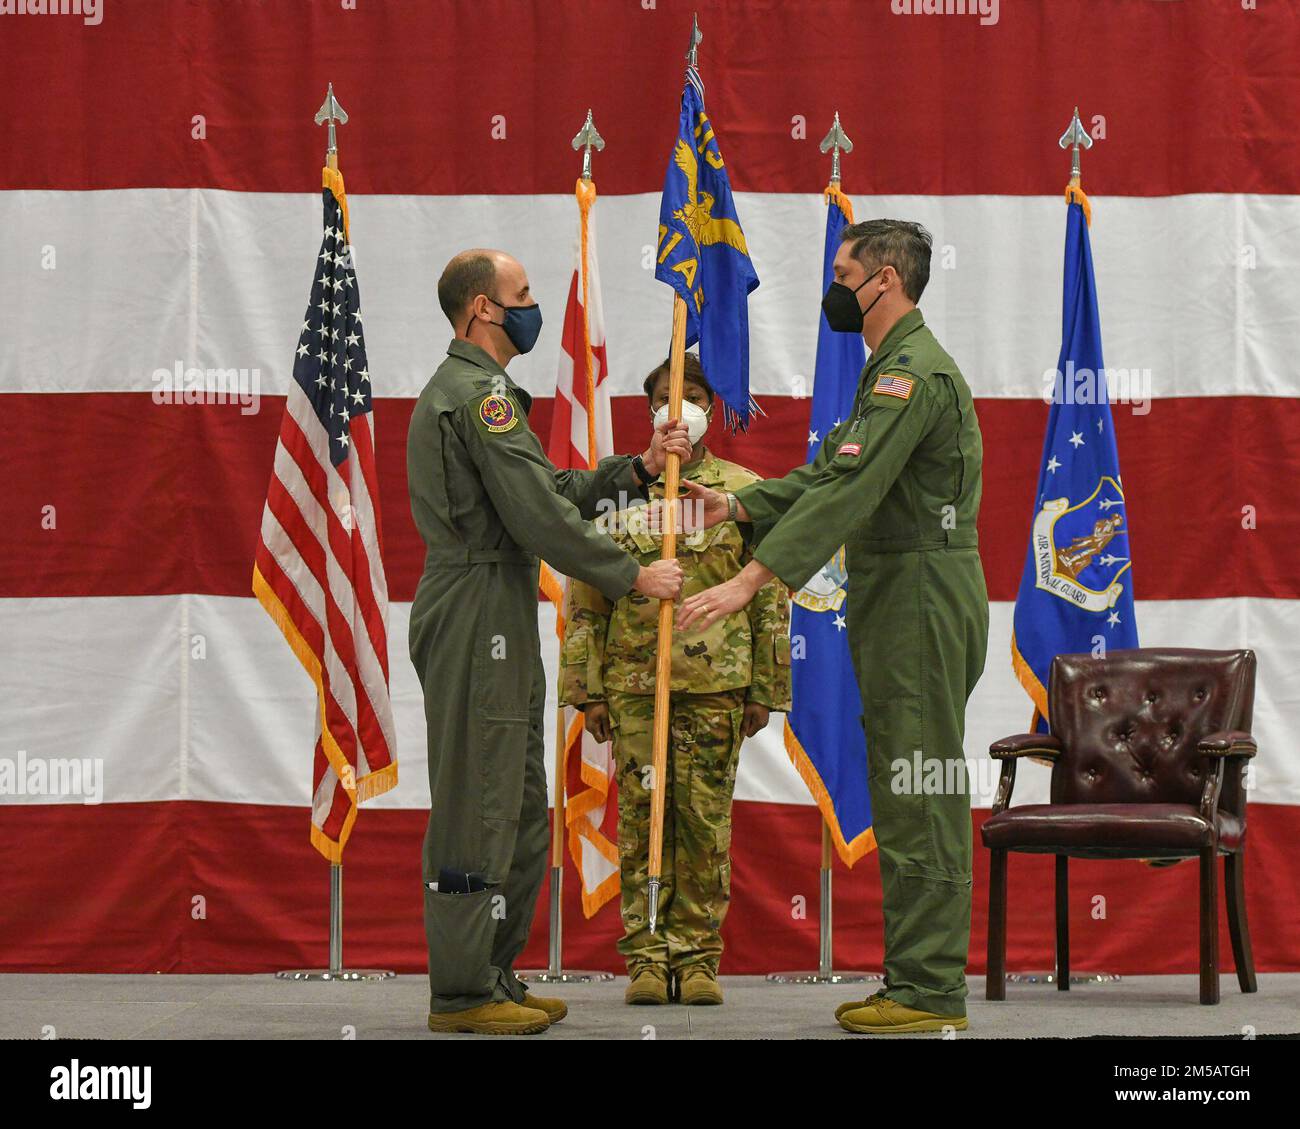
[1048,648,1256,811]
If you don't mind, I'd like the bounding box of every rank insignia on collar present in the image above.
[479,393,518,433]
[873,374,914,400]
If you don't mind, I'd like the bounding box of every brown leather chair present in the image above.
[982,648,1258,1005]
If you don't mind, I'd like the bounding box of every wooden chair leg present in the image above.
[1055,854,1070,990]
[1224,851,1257,994]
[1199,845,1220,1004]
[986,848,1007,1001]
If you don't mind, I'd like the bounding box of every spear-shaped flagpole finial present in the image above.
[315,82,349,159]
[571,109,605,181]
[685,11,702,66]
[1058,106,1092,185]
[820,111,854,186]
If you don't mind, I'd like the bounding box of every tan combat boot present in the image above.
[426,1000,549,1035]
[834,988,887,1020]
[521,992,567,1024]
[678,965,724,1005]
[624,964,670,1005]
[838,998,968,1034]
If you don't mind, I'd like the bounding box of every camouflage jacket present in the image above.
[559,448,792,708]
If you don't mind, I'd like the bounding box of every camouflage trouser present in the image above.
[605,688,747,976]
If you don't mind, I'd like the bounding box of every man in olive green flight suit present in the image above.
[408,248,688,1035]
[677,220,989,1034]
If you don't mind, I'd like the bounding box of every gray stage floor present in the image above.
[2,973,1297,1039]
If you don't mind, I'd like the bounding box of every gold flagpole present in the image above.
[646,14,701,937]
[646,296,688,935]
[524,111,613,986]
[764,113,875,987]
[275,83,391,983]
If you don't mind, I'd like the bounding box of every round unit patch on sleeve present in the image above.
[478,393,518,433]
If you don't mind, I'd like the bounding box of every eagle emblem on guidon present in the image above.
[793,545,849,614]
[1031,475,1131,612]
[479,393,517,433]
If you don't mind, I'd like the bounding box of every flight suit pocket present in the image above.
[479,713,529,829]
[424,884,497,1003]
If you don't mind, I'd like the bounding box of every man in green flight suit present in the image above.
[559,354,791,1006]
[408,249,688,1036]
[675,220,989,1033]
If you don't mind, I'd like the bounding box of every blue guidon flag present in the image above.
[1012,187,1139,729]
[783,184,873,866]
[654,56,760,429]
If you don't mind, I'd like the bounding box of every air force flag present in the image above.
[783,186,873,865]
[654,62,759,428]
[1012,191,1139,726]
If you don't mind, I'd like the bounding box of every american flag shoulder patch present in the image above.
[873,373,915,400]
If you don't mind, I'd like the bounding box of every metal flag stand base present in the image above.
[517,702,613,983]
[767,823,881,985]
[519,864,615,984]
[1005,971,1121,986]
[275,862,395,983]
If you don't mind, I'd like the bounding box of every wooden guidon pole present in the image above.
[646,296,689,934]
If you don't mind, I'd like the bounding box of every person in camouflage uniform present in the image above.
[560,354,792,1006]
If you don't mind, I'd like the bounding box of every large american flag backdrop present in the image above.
[2,0,1299,974]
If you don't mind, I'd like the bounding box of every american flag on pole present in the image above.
[539,175,620,916]
[252,166,398,861]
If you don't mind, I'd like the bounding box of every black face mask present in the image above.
[822,266,885,334]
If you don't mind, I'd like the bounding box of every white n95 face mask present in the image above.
[653,400,711,445]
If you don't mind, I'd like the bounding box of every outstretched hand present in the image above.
[676,559,776,631]
[676,573,756,632]
[645,478,729,537]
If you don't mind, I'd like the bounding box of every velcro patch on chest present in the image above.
[478,393,518,433]
[872,373,915,401]
[835,442,862,457]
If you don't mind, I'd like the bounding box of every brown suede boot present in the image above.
[521,992,567,1024]
[678,965,724,1005]
[624,964,670,1005]
[834,988,887,1020]
[838,998,968,1034]
[426,1000,549,1035]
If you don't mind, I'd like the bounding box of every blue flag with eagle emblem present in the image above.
[1012,194,1139,729]
[784,187,873,865]
[654,60,759,428]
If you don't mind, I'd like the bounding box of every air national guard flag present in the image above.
[783,185,873,866]
[1012,187,1139,729]
[654,59,759,428]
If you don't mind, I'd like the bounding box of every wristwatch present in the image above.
[726,492,738,522]
[631,453,656,486]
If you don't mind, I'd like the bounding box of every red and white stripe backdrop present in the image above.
[3,1,1300,974]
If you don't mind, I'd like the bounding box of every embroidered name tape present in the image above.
[873,374,914,400]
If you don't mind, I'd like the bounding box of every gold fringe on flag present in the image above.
[782,721,876,867]
[252,564,397,861]
[1065,180,1092,226]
